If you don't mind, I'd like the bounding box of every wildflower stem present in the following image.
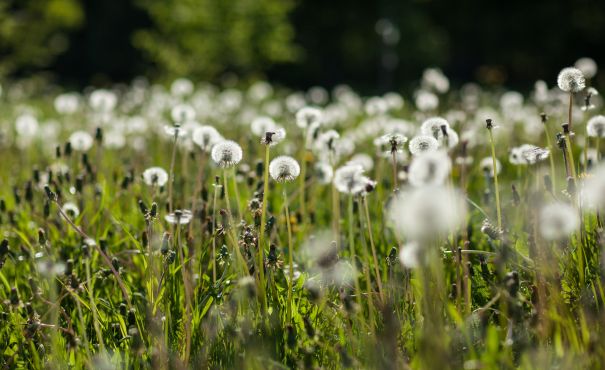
[283,189,294,323]
[597,137,601,163]
[347,195,363,320]
[299,133,307,223]
[487,128,502,229]
[257,145,270,314]
[231,169,243,222]
[175,224,192,364]
[564,133,577,180]
[168,130,179,213]
[362,196,384,302]
[543,125,557,192]
[391,151,398,191]
[212,182,219,284]
[84,257,105,352]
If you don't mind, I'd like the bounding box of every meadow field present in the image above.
[0,61,605,369]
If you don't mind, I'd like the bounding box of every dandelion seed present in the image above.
[69,131,94,152]
[296,107,323,129]
[409,135,440,156]
[539,202,579,240]
[142,167,169,187]
[407,150,452,187]
[587,115,605,138]
[269,156,300,182]
[192,126,223,152]
[557,67,586,93]
[333,164,366,194]
[211,140,243,168]
[165,209,193,225]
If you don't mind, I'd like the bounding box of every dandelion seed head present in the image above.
[314,162,334,184]
[409,135,440,156]
[421,117,450,140]
[261,127,286,146]
[142,166,169,187]
[192,125,223,152]
[399,242,421,269]
[587,115,605,138]
[54,93,80,115]
[480,157,502,176]
[296,107,323,129]
[415,90,439,111]
[388,186,467,240]
[62,202,80,218]
[269,156,300,182]
[170,78,194,97]
[211,140,243,168]
[574,57,598,79]
[407,150,452,187]
[333,164,366,194]
[171,104,196,124]
[557,67,586,93]
[540,202,579,241]
[69,131,94,152]
[422,68,450,93]
[165,209,193,225]
[15,114,39,138]
[251,116,276,137]
[89,89,117,112]
[347,153,374,171]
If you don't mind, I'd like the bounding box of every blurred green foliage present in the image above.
[133,0,298,79]
[0,0,84,76]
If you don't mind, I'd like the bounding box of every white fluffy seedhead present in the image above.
[211,140,243,168]
[557,67,585,93]
[269,156,300,183]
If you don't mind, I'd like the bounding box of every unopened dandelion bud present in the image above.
[64,142,72,157]
[540,112,548,123]
[562,123,570,134]
[94,127,103,143]
[0,199,5,212]
[0,239,9,257]
[43,200,50,218]
[111,257,120,271]
[43,185,56,202]
[150,202,158,218]
[142,231,148,247]
[66,259,73,275]
[55,145,62,159]
[161,232,170,255]
[556,133,566,150]
[32,168,40,183]
[37,229,46,245]
[13,187,20,205]
[10,287,19,306]
[75,175,84,193]
[166,250,177,264]
[137,199,148,216]
[481,219,502,240]
[24,181,33,203]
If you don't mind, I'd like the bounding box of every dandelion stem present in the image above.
[257,145,270,314]
[84,257,105,352]
[543,124,557,192]
[212,182,219,284]
[391,151,398,191]
[299,132,308,223]
[283,189,294,323]
[347,195,363,320]
[362,196,384,302]
[487,128,502,229]
[168,130,179,213]
[175,224,192,364]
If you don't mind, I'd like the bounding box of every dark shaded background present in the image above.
[35,0,605,93]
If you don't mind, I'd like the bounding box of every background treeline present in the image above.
[1,0,605,93]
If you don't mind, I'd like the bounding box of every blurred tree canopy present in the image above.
[0,0,83,76]
[132,0,298,79]
[1,0,605,92]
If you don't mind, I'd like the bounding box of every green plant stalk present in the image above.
[231,168,243,222]
[565,133,577,180]
[488,129,502,229]
[257,145,270,314]
[299,130,308,223]
[212,183,219,284]
[543,126,557,192]
[223,169,248,275]
[597,137,601,163]
[168,130,179,213]
[284,189,294,323]
[348,195,363,320]
[175,224,192,364]
[391,151,398,191]
[84,258,105,352]
[362,196,384,302]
